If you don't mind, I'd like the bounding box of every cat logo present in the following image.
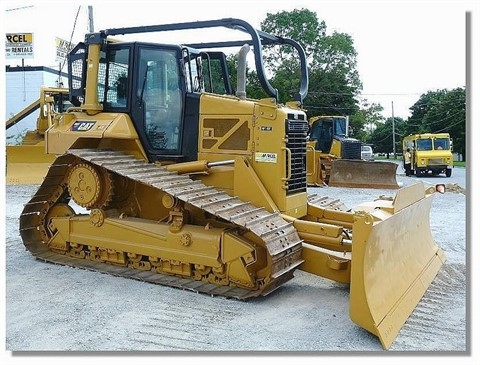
[72,121,96,132]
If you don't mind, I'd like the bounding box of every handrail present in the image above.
[86,18,308,103]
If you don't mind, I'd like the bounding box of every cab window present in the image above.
[416,138,433,151]
[138,48,182,150]
[104,48,130,109]
[434,138,450,150]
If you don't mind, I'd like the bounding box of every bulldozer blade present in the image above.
[6,145,55,184]
[328,159,399,189]
[349,182,446,349]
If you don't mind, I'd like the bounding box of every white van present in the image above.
[361,145,374,161]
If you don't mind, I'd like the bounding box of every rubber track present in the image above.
[19,149,327,300]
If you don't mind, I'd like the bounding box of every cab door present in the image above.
[130,44,185,161]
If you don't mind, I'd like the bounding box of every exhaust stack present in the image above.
[236,44,250,100]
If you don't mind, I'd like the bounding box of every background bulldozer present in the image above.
[17,18,445,349]
[306,115,399,189]
[5,87,70,184]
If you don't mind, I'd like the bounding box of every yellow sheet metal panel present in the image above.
[6,145,55,184]
[349,184,445,349]
[300,243,351,283]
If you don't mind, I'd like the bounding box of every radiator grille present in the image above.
[285,119,308,194]
[429,158,444,165]
[341,139,362,159]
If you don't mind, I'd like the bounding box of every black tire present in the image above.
[415,167,422,177]
[446,168,452,177]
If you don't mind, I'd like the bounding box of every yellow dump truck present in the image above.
[403,133,453,177]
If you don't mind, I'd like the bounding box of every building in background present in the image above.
[5,65,68,141]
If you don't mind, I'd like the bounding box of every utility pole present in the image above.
[88,6,94,32]
[391,101,396,159]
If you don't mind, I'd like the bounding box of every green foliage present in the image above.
[351,101,385,142]
[261,9,325,67]
[225,54,238,91]
[205,56,234,95]
[258,8,362,119]
[368,117,406,155]
[226,53,269,100]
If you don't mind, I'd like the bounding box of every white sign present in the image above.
[5,33,34,59]
[55,37,74,63]
[255,152,278,163]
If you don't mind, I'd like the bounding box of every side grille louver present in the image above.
[285,119,308,194]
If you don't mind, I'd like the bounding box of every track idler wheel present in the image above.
[67,162,113,209]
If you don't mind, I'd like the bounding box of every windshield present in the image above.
[434,138,450,150]
[332,117,347,136]
[416,138,433,151]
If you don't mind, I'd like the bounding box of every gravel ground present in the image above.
[2,164,472,363]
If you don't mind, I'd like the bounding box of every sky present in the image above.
[1,0,476,119]
[1,1,479,364]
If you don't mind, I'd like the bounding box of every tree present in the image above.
[257,9,362,120]
[350,100,384,142]
[369,117,406,157]
[226,53,266,100]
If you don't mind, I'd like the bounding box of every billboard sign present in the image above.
[55,37,74,64]
[6,33,34,59]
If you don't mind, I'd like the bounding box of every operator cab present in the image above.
[68,41,232,163]
[309,116,347,152]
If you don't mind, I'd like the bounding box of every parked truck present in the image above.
[402,133,453,177]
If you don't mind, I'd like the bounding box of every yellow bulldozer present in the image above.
[306,115,399,189]
[18,18,445,349]
[6,87,70,184]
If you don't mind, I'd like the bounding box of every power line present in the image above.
[406,108,465,127]
[308,88,465,98]
[307,91,458,97]
[5,5,34,12]
[433,119,465,133]
[360,92,424,96]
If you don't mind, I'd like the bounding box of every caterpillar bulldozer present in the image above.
[18,18,446,349]
[6,87,70,184]
[306,115,399,189]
